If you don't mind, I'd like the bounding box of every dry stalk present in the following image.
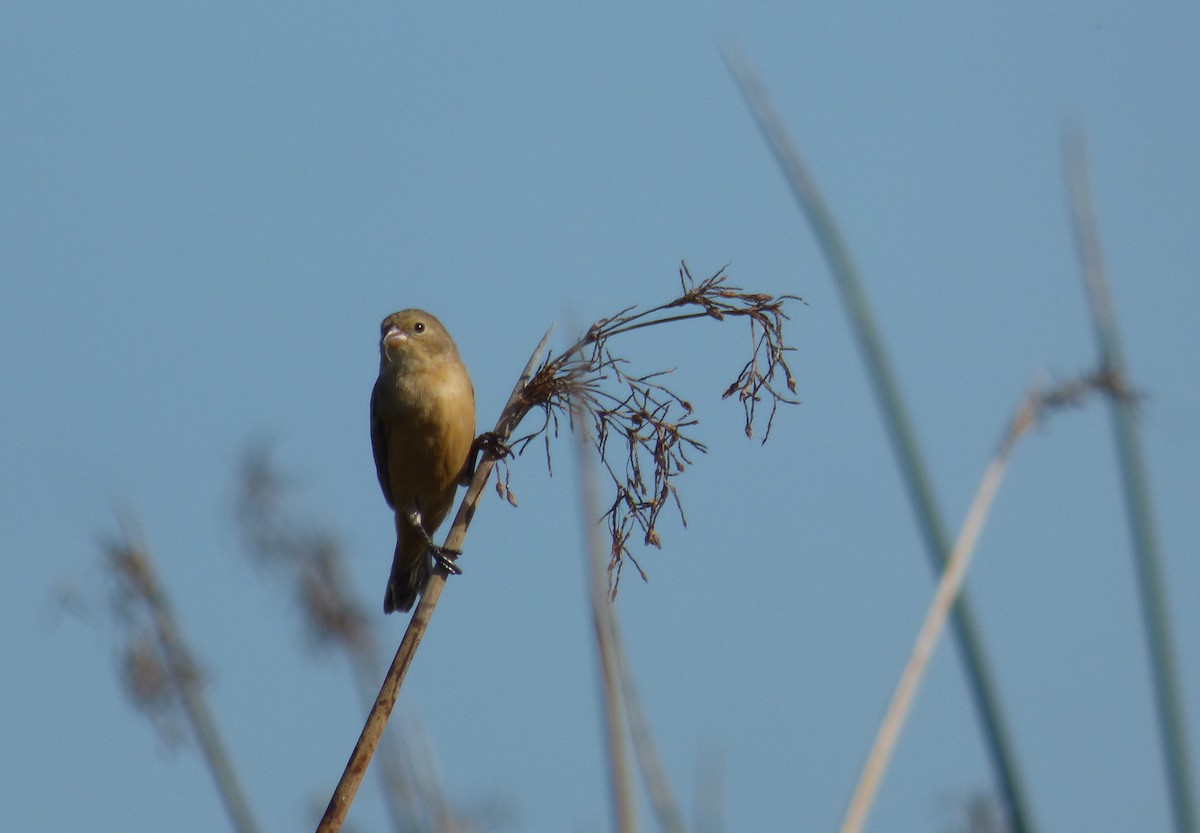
[104,522,264,833]
[235,446,374,658]
[574,402,640,833]
[839,372,1128,833]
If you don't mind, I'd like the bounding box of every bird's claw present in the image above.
[474,431,513,461]
[428,544,463,576]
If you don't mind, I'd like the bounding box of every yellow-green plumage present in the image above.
[370,309,475,613]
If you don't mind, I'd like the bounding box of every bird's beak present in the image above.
[381,324,407,360]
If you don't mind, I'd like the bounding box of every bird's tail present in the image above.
[383,529,429,614]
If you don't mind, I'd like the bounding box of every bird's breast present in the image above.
[378,364,476,500]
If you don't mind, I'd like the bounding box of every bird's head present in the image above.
[378,308,459,372]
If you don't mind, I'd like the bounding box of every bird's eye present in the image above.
[414,322,426,333]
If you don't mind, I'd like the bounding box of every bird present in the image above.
[370,308,476,614]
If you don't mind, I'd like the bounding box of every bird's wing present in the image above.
[369,377,395,508]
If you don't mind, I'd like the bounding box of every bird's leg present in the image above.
[405,510,463,576]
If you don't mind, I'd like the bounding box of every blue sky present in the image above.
[3,2,1198,832]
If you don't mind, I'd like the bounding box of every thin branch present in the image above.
[1065,129,1197,833]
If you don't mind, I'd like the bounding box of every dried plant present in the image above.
[1002,367,1133,455]
[234,445,373,658]
[108,543,191,749]
[840,371,1135,833]
[103,523,263,833]
[507,261,802,593]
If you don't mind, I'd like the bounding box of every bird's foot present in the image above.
[463,431,513,481]
[404,510,464,576]
[427,544,463,576]
[474,431,513,461]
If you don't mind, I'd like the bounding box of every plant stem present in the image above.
[1066,131,1197,833]
[840,393,1035,833]
[575,404,639,833]
[118,537,263,833]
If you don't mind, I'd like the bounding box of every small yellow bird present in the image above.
[370,309,476,614]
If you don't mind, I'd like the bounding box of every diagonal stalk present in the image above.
[840,392,1039,833]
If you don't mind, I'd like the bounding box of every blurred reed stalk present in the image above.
[105,522,263,833]
[573,394,692,833]
[840,374,1121,833]
[724,48,1036,833]
[611,617,689,833]
[1065,131,1197,833]
[575,402,639,833]
[693,748,724,833]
